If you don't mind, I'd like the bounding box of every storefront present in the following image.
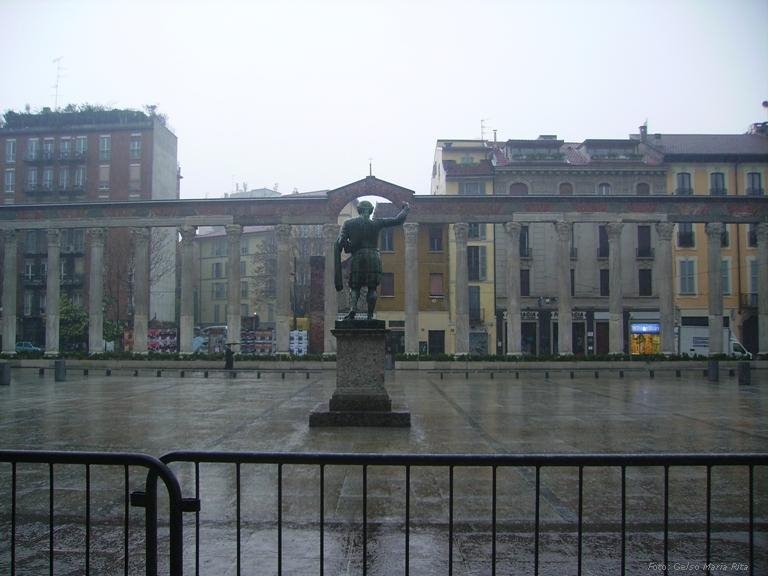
[629,321,661,355]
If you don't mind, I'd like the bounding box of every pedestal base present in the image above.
[309,320,411,428]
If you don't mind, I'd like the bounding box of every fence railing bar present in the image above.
[123,465,129,576]
[236,462,241,576]
[278,462,283,576]
[535,465,540,576]
[706,465,711,575]
[749,464,754,576]
[85,463,91,576]
[405,464,410,576]
[578,465,583,576]
[621,465,626,576]
[449,465,454,576]
[49,463,54,576]
[320,464,325,576]
[363,464,368,576]
[491,465,497,576]
[11,461,16,576]
[664,465,669,576]
[194,461,200,576]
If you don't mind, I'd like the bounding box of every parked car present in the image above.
[16,341,43,353]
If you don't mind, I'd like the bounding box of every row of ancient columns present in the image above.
[2,221,767,356]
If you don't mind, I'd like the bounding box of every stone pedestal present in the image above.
[310,320,410,427]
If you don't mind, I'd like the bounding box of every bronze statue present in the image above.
[334,200,410,320]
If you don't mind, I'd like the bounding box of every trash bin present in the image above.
[54,359,66,382]
[707,359,719,382]
[738,361,751,385]
[0,362,10,386]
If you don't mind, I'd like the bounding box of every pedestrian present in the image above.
[224,344,234,370]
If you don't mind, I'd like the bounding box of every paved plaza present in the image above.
[0,368,766,574]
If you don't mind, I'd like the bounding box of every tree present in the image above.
[59,296,88,351]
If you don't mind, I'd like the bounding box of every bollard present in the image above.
[204,370,208,378]
[594,371,599,379]
[156,370,162,378]
[440,372,443,380]
[490,372,494,380]
[39,368,45,377]
[180,370,185,378]
[707,359,719,382]
[649,370,655,379]
[570,371,574,379]
[106,368,111,376]
[619,370,624,379]
[306,372,310,379]
[134,369,139,377]
[675,369,681,378]
[257,372,261,379]
[737,362,751,385]
[545,371,549,379]
[54,359,66,382]
[465,372,469,380]
[728,369,735,378]
[83,369,89,376]
[281,372,285,380]
[0,362,10,386]
[515,371,519,379]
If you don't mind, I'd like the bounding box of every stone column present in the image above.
[226,224,242,352]
[504,222,522,355]
[403,222,420,354]
[758,223,768,355]
[2,230,18,355]
[323,223,340,355]
[607,222,624,355]
[275,224,292,354]
[555,221,572,355]
[132,227,150,354]
[655,222,676,355]
[87,228,106,355]
[178,225,197,354]
[453,223,469,355]
[706,223,724,356]
[44,229,61,356]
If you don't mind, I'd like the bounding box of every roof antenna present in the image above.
[369,157,373,177]
[52,57,64,110]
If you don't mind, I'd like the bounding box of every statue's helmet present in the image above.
[357,200,375,216]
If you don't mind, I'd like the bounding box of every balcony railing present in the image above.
[675,187,694,196]
[25,184,54,195]
[24,151,55,163]
[20,273,45,286]
[636,247,654,259]
[597,246,609,259]
[58,150,88,162]
[519,246,532,259]
[61,273,84,286]
[746,187,764,197]
[709,188,728,196]
[59,183,87,195]
[741,293,758,308]
[570,246,578,259]
[677,232,695,248]
[469,307,485,324]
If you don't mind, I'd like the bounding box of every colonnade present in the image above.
[1,220,767,357]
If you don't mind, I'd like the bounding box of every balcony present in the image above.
[59,183,87,196]
[469,307,485,325]
[741,293,758,308]
[20,273,45,286]
[519,246,532,259]
[709,188,727,196]
[746,187,764,197]
[570,246,578,259]
[675,187,694,196]
[25,184,55,195]
[636,247,654,259]
[59,150,88,162]
[24,151,55,163]
[61,273,84,286]
[61,244,85,255]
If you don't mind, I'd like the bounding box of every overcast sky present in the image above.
[2,0,766,199]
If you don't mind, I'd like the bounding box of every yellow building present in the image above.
[647,129,768,352]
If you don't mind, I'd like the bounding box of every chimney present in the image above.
[639,123,648,141]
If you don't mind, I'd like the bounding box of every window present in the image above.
[4,169,14,193]
[710,172,726,195]
[26,138,39,160]
[43,139,54,160]
[212,262,223,278]
[241,280,249,298]
[380,272,394,297]
[75,136,87,156]
[42,167,53,190]
[600,269,609,296]
[597,182,611,196]
[213,304,220,323]
[60,138,71,160]
[213,282,226,299]
[213,240,226,256]
[519,225,530,258]
[74,166,85,188]
[636,182,650,196]
[469,285,481,322]
[520,269,530,296]
[676,172,692,195]
[637,225,652,257]
[570,269,575,297]
[509,182,528,196]
[5,139,16,163]
[639,269,652,296]
[748,223,758,247]
[559,182,573,195]
[58,167,68,190]
[598,225,609,258]
[721,259,731,295]
[240,260,246,276]
[23,292,32,316]
[428,225,443,251]
[677,223,695,247]
[468,223,486,240]
[98,165,110,190]
[379,228,394,251]
[99,135,111,161]
[459,182,485,195]
[130,135,142,160]
[39,294,46,315]
[747,172,763,196]
[467,246,487,281]
[429,273,444,297]
[679,259,696,294]
[750,259,758,294]
[129,164,141,191]
[721,224,729,248]
[241,304,248,317]
[26,167,38,189]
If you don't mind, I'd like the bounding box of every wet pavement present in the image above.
[0,368,766,574]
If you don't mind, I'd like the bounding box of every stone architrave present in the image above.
[554,221,572,355]
[758,223,768,355]
[132,228,150,354]
[275,224,292,354]
[323,223,340,354]
[453,223,469,355]
[87,228,106,355]
[504,222,522,355]
[705,223,724,356]
[178,225,197,354]
[45,229,61,356]
[2,230,18,355]
[403,222,420,354]
[606,222,624,354]
[655,222,675,354]
[226,224,242,351]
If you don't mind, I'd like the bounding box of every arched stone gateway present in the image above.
[325,176,415,220]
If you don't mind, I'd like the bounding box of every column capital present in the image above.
[275,223,292,243]
[87,228,106,245]
[606,221,624,240]
[454,222,469,243]
[504,221,521,239]
[403,222,419,243]
[2,229,17,244]
[554,220,571,241]
[322,222,340,243]
[46,229,60,245]
[758,222,768,243]
[655,222,675,241]
[178,225,197,244]
[705,222,723,238]
[131,227,150,244]
[225,224,242,243]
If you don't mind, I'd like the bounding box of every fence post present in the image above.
[54,359,66,382]
[0,362,10,385]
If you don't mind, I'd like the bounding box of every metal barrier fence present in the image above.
[1,451,765,575]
